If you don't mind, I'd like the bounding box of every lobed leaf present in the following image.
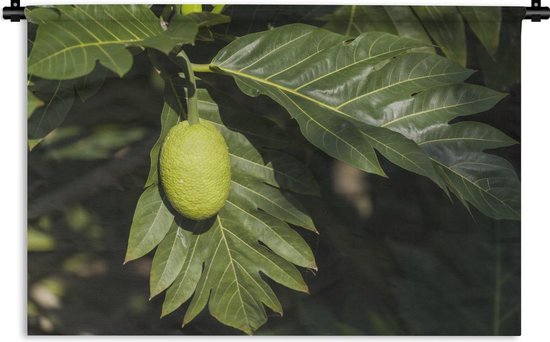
[142,56,318,333]
[27,5,198,80]
[211,24,519,220]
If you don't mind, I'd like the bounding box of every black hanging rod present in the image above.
[3,0,24,22]
[526,0,550,20]
[2,1,550,22]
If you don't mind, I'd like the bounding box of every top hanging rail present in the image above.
[2,1,550,22]
[3,0,24,21]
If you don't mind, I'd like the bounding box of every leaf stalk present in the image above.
[180,53,200,125]
[191,63,213,73]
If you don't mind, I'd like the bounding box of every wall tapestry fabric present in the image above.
[27,4,523,335]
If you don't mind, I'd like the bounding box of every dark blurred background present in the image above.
[27,5,521,335]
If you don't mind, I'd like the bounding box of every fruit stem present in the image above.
[191,64,213,73]
[180,52,200,125]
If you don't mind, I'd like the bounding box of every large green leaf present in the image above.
[27,5,198,80]
[211,25,448,180]
[156,125,317,333]
[134,57,318,333]
[458,7,501,58]
[322,6,503,67]
[181,205,309,334]
[412,6,467,66]
[322,5,434,53]
[28,79,75,140]
[376,84,519,220]
[196,91,319,196]
[211,24,519,220]
[210,26,446,186]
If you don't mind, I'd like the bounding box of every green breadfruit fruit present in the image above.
[159,120,231,220]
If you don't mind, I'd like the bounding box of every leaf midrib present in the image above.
[216,216,251,329]
[230,180,308,227]
[30,39,144,67]
[381,94,504,128]
[133,197,171,254]
[226,200,310,267]
[431,158,520,217]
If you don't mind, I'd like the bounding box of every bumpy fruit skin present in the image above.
[160,120,231,220]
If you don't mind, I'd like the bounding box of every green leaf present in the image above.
[75,65,108,101]
[144,51,187,188]
[227,133,320,196]
[359,124,446,191]
[187,11,231,41]
[187,12,230,27]
[417,121,517,150]
[125,185,174,263]
[150,221,189,299]
[323,6,503,67]
[145,73,317,332]
[162,219,211,317]
[323,5,434,53]
[197,92,319,196]
[142,14,199,54]
[28,79,75,140]
[210,25,454,184]
[412,6,467,66]
[231,174,316,232]
[181,4,203,15]
[197,89,288,149]
[225,195,316,269]
[28,5,198,80]
[211,25,436,177]
[458,7,501,58]
[431,153,520,220]
[28,89,44,119]
[182,209,307,334]
[375,83,519,220]
[144,103,180,188]
[212,24,519,220]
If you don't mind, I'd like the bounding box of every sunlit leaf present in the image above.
[210,25,445,185]
[212,24,519,220]
[144,54,317,332]
[211,25,438,177]
[27,5,198,80]
[182,208,308,334]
